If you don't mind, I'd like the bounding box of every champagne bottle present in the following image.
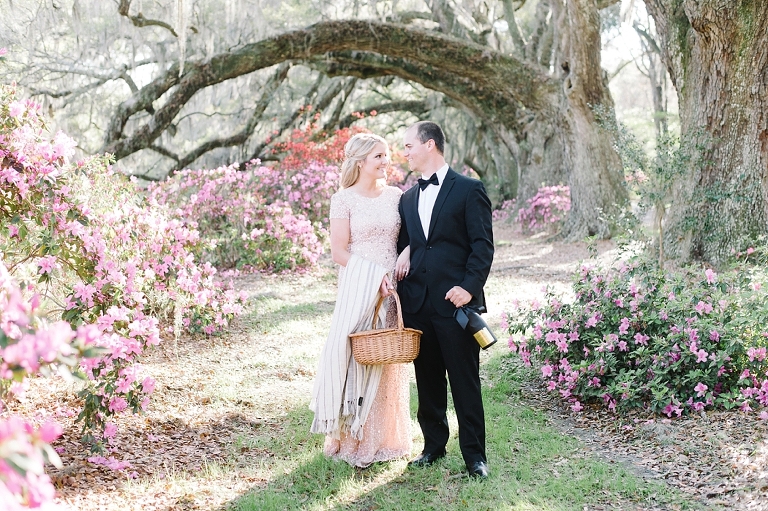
[454,306,497,350]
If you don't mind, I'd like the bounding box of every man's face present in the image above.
[402,127,429,174]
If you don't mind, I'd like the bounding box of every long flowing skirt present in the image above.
[324,362,412,467]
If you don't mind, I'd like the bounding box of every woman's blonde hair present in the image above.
[339,133,389,188]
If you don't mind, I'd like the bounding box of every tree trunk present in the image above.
[557,0,627,239]
[645,0,768,264]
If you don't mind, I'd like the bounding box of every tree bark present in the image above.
[557,0,627,239]
[645,0,768,264]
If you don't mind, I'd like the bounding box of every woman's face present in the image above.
[359,142,389,181]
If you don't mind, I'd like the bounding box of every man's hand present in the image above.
[445,286,472,307]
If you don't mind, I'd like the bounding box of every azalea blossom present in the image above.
[36,255,58,275]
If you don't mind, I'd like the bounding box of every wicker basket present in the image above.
[349,291,422,365]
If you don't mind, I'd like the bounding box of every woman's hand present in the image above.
[395,246,411,281]
[379,274,394,297]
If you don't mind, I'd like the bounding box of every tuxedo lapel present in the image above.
[406,186,427,243]
[427,168,456,241]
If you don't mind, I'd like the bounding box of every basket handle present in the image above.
[371,289,405,330]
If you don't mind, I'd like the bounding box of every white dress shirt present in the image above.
[418,164,450,237]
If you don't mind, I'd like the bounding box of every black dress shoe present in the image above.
[467,461,489,478]
[408,450,446,467]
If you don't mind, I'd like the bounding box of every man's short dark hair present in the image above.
[413,121,445,155]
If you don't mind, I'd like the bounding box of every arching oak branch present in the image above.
[101,19,558,161]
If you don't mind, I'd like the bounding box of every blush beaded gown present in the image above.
[324,185,413,467]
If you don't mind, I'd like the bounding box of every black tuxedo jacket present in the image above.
[397,168,494,317]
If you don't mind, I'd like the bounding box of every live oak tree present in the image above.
[644,1,768,264]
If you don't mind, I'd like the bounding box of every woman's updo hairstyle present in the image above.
[339,133,389,188]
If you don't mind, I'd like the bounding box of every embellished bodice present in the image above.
[329,186,402,271]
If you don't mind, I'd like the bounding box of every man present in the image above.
[395,121,494,478]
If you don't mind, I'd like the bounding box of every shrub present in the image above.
[492,199,517,223]
[0,83,246,447]
[505,253,768,417]
[517,185,571,234]
[0,262,98,509]
[147,163,328,272]
[149,120,413,272]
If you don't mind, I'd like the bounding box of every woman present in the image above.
[309,133,412,468]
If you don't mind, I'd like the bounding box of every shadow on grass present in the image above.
[242,295,336,331]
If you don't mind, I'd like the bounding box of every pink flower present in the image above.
[51,131,76,160]
[705,268,717,284]
[38,421,63,443]
[759,411,768,420]
[696,349,708,363]
[36,255,58,274]
[663,403,682,417]
[8,101,25,118]
[571,401,583,412]
[747,347,767,362]
[634,332,649,346]
[73,282,97,304]
[619,317,630,335]
[694,382,708,397]
[115,378,132,393]
[103,422,118,439]
[618,341,628,352]
[142,377,156,394]
[108,397,128,413]
[695,301,713,315]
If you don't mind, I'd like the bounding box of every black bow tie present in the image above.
[418,174,440,191]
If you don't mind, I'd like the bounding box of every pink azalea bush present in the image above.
[492,199,517,223]
[147,163,330,271]
[0,83,246,448]
[147,123,413,273]
[0,417,63,510]
[0,263,103,509]
[517,185,571,234]
[505,254,768,417]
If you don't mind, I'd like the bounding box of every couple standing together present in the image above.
[309,121,494,478]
